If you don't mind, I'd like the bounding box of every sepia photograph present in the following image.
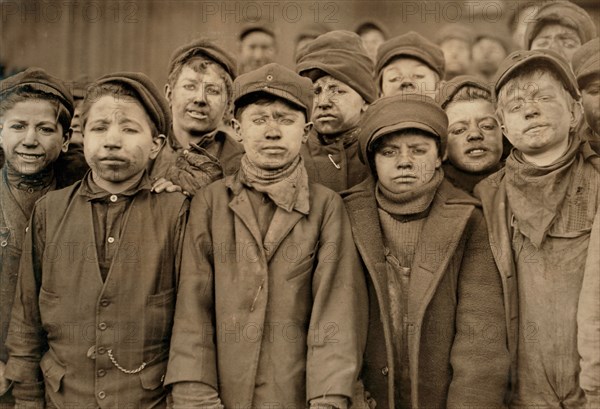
[0,0,599,408]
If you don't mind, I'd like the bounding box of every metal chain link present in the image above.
[107,349,147,374]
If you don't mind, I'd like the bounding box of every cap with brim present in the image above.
[376,32,445,80]
[493,49,579,101]
[358,94,448,167]
[239,22,275,41]
[525,0,597,50]
[92,72,171,136]
[355,19,390,39]
[572,38,600,87]
[0,67,74,116]
[437,75,493,109]
[168,38,237,79]
[233,63,314,119]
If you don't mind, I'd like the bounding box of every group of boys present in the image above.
[0,0,599,408]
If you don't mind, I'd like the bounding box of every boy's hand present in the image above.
[0,360,11,395]
[151,178,187,196]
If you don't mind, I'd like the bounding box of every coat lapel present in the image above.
[228,188,264,250]
[263,208,304,263]
[408,182,474,323]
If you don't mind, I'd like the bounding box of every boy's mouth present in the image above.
[187,110,208,120]
[16,152,44,161]
[465,147,489,157]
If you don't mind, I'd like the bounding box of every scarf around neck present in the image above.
[376,168,444,220]
[443,161,503,194]
[505,136,582,248]
[239,155,310,214]
[318,127,359,147]
[5,161,55,191]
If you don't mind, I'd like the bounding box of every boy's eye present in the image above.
[9,123,25,130]
[313,87,322,95]
[509,102,523,113]
[450,127,466,135]
[205,86,221,95]
[279,118,295,125]
[38,126,56,134]
[411,147,427,155]
[123,127,139,134]
[252,118,266,125]
[379,148,397,157]
[480,121,497,131]
[90,126,107,132]
[414,74,425,79]
[537,95,552,103]
[183,84,196,91]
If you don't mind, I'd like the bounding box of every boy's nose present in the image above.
[22,127,39,146]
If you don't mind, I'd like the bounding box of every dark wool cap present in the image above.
[572,38,600,87]
[296,30,377,103]
[493,49,580,101]
[355,19,390,39]
[474,28,516,55]
[0,67,74,116]
[233,63,314,120]
[437,75,493,109]
[525,0,597,49]
[296,23,330,44]
[239,21,276,41]
[92,72,171,136]
[168,38,237,80]
[358,94,448,167]
[376,31,445,79]
[434,24,475,46]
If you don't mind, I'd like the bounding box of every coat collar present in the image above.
[225,174,305,262]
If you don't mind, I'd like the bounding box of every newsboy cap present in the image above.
[358,94,448,167]
[91,72,171,136]
[437,75,493,109]
[493,49,580,101]
[376,31,446,80]
[572,38,600,88]
[233,63,314,120]
[168,38,237,80]
[434,24,475,46]
[0,67,74,116]
[525,0,597,49]
[296,30,377,103]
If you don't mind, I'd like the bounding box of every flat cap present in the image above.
[474,28,515,55]
[572,38,600,87]
[355,19,390,39]
[296,30,377,103]
[376,31,445,79]
[493,49,579,100]
[168,38,237,79]
[525,0,597,49]
[233,63,314,119]
[434,24,475,45]
[437,75,493,109]
[239,21,276,41]
[91,72,171,136]
[0,67,74,116]
[358,94,448,166]
[296,23,330,44]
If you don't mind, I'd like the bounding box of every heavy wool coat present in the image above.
[165,175,368,408]
[343,177,510,409]
[5,181,188,408]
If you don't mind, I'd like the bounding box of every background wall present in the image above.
[1,0,599,88]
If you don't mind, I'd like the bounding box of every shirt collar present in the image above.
[78,170,152,201]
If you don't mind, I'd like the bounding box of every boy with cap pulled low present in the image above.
[165,63,368,409]
[151,39,244,197]
[238,22,277,75]
[435,24,475,80]
[525,0,597,63]
[472,30,513,82]
[0,67,87,407]
[474,49,600,408]
[438,75,505,194]
[573,37,600,154]
[355,20,389,62]
[375,31,445,99]
[296,30,376,192]
[343,94,509,409]
[5,72,188,408]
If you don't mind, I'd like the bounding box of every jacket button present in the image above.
[97,369,106,377]
[98,322,107,331]
[0,240,7,247]
[109,195,118,202]
[100,299,110,307]
[98,391,106,399]
[97,347,106,355]
[381,366,389,376]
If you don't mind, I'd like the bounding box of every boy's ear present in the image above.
[569,100,584,130]
[302,122,313,143]
[61,128,72,153]
[442,149,448,161]
[164,84,173,105]
[231,118,243,142]
[149,134,166,160]
[361,100,369,114]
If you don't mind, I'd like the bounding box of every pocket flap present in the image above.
[40,352,66,393]
[139,359,168,391]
